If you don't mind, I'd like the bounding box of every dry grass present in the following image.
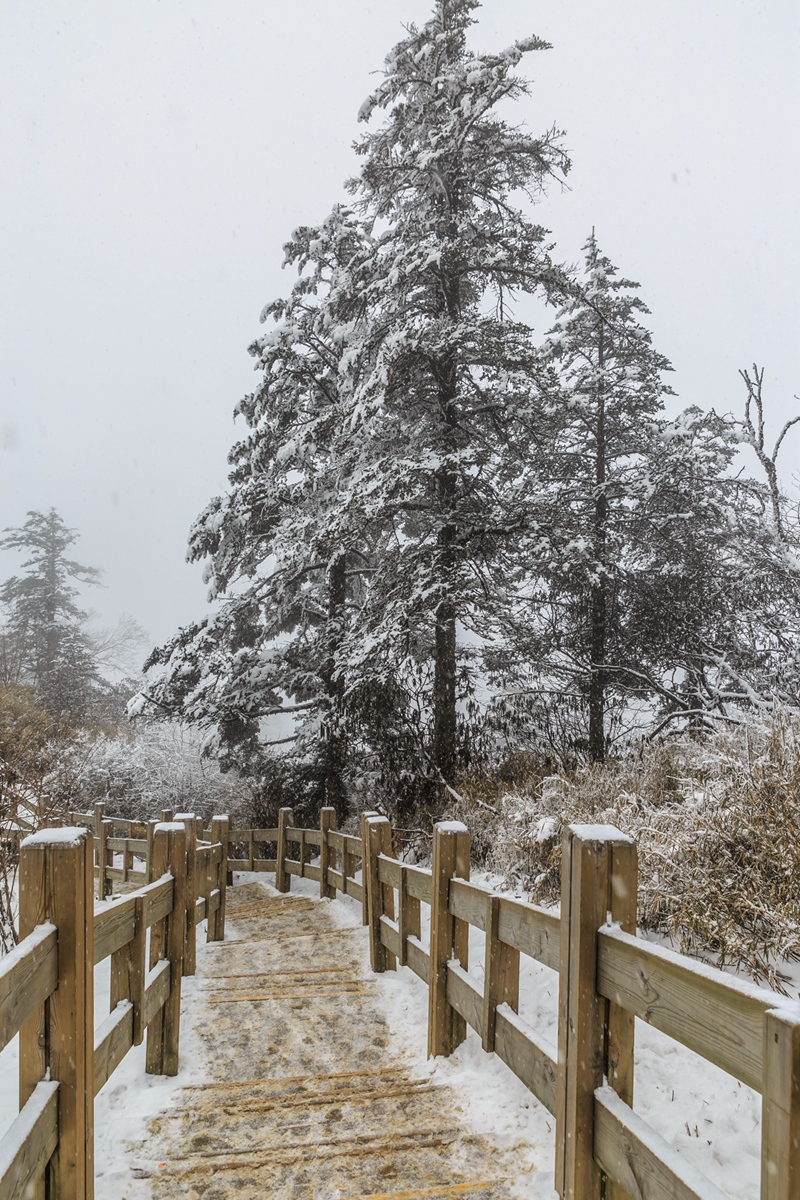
[445,711,800,991]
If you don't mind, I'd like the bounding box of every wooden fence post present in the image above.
[209,815,229,941]
[482,893,520,1053]
[555,824,634,1200]
[319,807,336,899]
[427,821,470,1059]
[19,827,95,1200]
[111,890,147,1046]
[98,818,113,899]
[762,1008,800,1199]
[146,818,157,882]
[275,807,294,893]
[146,822,187,1076]
[364,816,396,973]
[397,864,421,968]
[175,812,197,975]
[360,811,378,925]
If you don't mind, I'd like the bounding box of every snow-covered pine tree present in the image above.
[335,0,569,796]
[518,235,675,759]
[0,509,102,722]
[138,208,373,821]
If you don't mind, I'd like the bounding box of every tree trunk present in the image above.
[588,327,607,763]
[432,345,459,791]
[323,556,348,823]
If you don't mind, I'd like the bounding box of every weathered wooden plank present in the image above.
[0,1080,59,1200]
[229,827,278,841]
[94,895,136,965]
[126,869,147,883]
[494,1004,557,1115]
[303,829,322,847]
[445,961,483,1037]
[594,1085,729,1200]
[144,878,174,928]
[195,896,206,924]
[406,936,430,986]
[285,860,303,877]
[379,915,402,960]
[597,925,770,1093]
[405,864,432,906]
[303,863,322,883]
[143,960,171,1027]
[275,808,294,894]
[0,924,57,1054]
[762,1007,800,1199]
[328,830,345,851]
[328,868,345,892]
[497,896,560,971]
[346,880,363,904]
[94,1002,134,1094]
[448,876,490,930]
[207,889,220,915]
[428,823,470,1058]
[107,838,147,855]
[340,833,362,856]
[377,855,402,889]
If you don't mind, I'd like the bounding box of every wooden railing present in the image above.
[241,807,800,1200]
[0,810,229,1200]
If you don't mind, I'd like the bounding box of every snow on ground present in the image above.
[0,868,791,1196]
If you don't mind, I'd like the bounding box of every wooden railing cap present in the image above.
[21,827,90,849]
[568,823,632,844]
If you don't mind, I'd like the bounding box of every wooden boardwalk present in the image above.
[137,880,532,1199]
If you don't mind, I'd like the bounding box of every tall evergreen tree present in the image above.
[535,234,674,759]
[0,509,102,722]
[333,0,569,794]
[139,208,372,820]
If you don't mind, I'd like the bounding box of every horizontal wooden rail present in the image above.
[94,1002,134,1095]
[597,924,773,1093]
[143,958,171,1028]
[594,1085,730,1200]
[446,961,483,1036]
[0,1080,59,1200]
[0,924,58,1054]
[494,1005,558,1115]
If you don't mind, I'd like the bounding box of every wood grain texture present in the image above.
[482,894,520,1053]
[446,961,483,1037]
[0,925,57,1054]
[761,1007,800,1199]
[428,822,470,1059]
[0,1080,58,1200]
[275,808,295,895]
[496,896,560,972]
[594,1085,729,1200]
[93,1003,133,1095]
[319,808,337,899]
[597,925,771,1094]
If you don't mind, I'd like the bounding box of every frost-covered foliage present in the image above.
[448,710,800,989]
[72,723,255,824]
[137,0,800,826]
[485,239,800,761]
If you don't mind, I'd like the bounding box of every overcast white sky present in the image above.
[1,1,798,659]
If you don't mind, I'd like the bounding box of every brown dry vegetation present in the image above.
[444,710,800,992]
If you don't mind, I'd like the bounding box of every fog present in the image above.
[1,1,797,657]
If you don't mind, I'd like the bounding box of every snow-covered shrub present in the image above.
[447,712,800,990]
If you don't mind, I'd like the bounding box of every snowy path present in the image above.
[130,880,538,1199]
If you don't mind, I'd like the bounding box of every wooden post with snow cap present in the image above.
[275,807,294,893]
[555,824,636,1200]
[146,822,187,1076]
[364,815,396,973]
[99,818,113,899]
[428,820,470,1059]
[175,812,197,975]
[19,826,95,1200]
[319,806,336,899]
[360,811,379,925]
[209,814,229,941]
